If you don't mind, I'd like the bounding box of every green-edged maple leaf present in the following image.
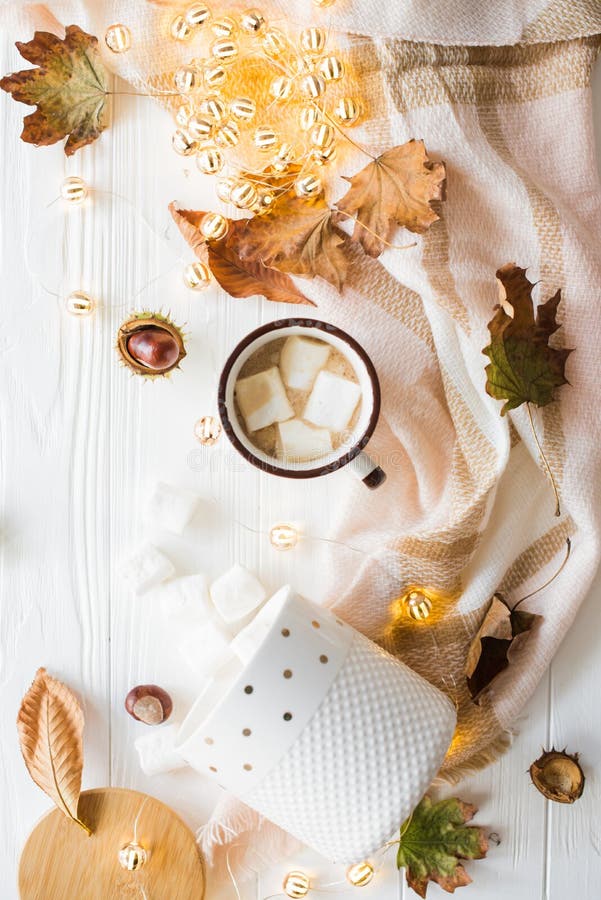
[169,204,314,306]
[483,264,573,415]
[336,139,446,257]
[397,796,488,898]
[0,25,109,156]
[233,192,349,291]
[465,594,540,702]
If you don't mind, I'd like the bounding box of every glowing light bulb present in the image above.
[230,180,258,209]
[105,24,131,53]
[61,176,87,205]
[299,26,327,56]
[283,870,310,898]
[183,261,211,290]
[193,415,222,445]
[204,64,228,88]
[346,861,375,887]
[294,173,322,198]
[318,55,344,81]
[65,291,96,317]
[188,115,213,140]
[185,2,211,27]
[171,14,194,41]
[240,9,266,33]
[310,122,335,149]
[211,38,239,63]
[333,96,362,126]
[262,28,287,58]
[254,126,278,152]
[269,524,299,551]
[299,73,326,100]
[270,76,294,101]
[199,95,227,122]
[118,842,148,872]
[299,105,321,131]
[402,589,433,620]
[230,97,256,121]
[215,120,240,147]
[196,144,225,174]
[200,212,229,241]
[172,129,197,156]
[311,143,337,165]
[211,16,237,38]
[174,65,200,93]
[216,176,236,202]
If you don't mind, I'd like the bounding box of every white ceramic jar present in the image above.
[176,586,456,863]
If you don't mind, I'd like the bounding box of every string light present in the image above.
[65,290,96,317]
[105,24,132,54]
[183,261,212,290]
[269,523,299,551]
[346,861,375,887]
[200,212,229,240]
[401,588,433,620]
[118,841,148,871]
[60,176,87,205]
[283,871,311,898]
[193,415,222,444]
[165,6,364,225]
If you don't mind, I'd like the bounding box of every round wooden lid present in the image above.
[19,787,205,899]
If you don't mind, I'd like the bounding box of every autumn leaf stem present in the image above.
[332,207,417,251]
[526,402,561,517]
[511,537,571,612]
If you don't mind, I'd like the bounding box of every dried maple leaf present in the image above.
[465,595,540,702]
[17,667,90,834]
[169,204,314,305]
[234,193,349,291]
[483,264,573,415]
[397,795,488,898]
[0,25,109,156]
[336,139,446,257]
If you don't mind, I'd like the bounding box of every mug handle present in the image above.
[348,451,387,490]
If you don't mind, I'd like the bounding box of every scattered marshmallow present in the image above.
[135,724,187,776]
[121,542,175,595]
[178,619,235,678]
[235,367,294,433]
[210,564,267,625]
[145,481,202,535]
[157,573,212,625]
[280,335,330,391]
[230,616,271,664]
[277,417,332,462]
[303,370,362,433]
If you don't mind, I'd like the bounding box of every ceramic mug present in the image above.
[218,318,386,488]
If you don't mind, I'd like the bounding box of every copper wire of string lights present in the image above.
[24,180,198,315]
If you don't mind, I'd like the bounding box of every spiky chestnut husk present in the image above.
[117,311,186,378]
[529,748,585,803]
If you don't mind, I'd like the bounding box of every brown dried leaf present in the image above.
[234,194,349,291]
[337,139,446,257]
[483,264,573,415]
[465,595,540,702]
[0,25,109,156]
[17,668,90,834]
[169,204,314,305]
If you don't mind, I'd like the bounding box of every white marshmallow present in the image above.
[303,370,362,432]
[135,724,187,776]
[178,619,235,678]
[277,417,332,462]
[210,564,267,625]
[157,573,212,625]
[235,367,294,433]
[121,543,175,595]
[145,481,201,535]
[280,335,330,391]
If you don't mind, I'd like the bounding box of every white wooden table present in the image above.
[1,28,600,900]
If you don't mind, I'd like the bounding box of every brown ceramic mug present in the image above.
[218,318,386,489]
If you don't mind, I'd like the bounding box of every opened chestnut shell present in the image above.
[529,748,584,803]
[117,312,186,378]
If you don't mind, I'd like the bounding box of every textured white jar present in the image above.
[176,587,456,862]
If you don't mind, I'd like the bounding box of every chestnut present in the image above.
[116,312,186,378]
[125,684,173,726]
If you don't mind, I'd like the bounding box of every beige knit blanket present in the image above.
[4,0,601,887]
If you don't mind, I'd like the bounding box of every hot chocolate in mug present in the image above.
[218,318,386,488]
